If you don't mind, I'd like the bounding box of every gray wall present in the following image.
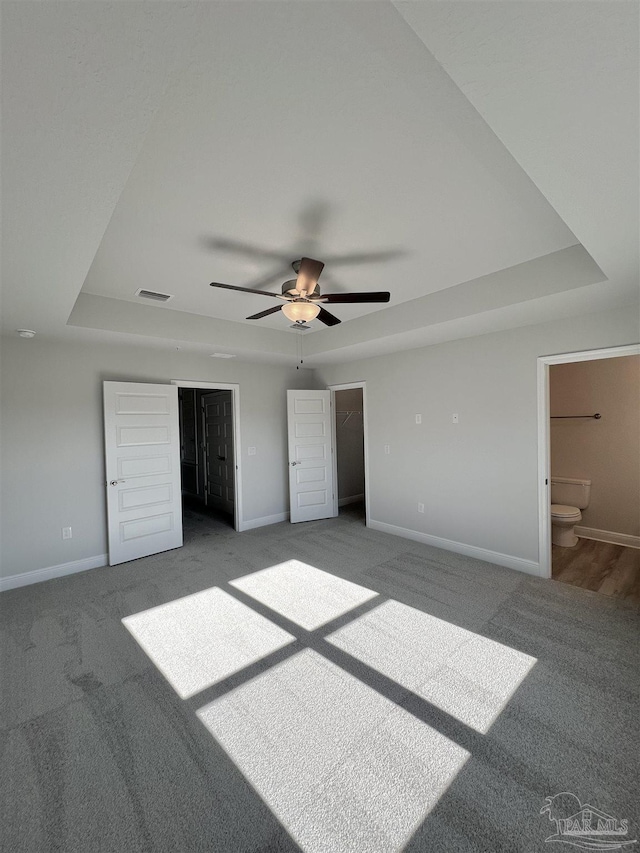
[315,309,638,565]
[334,388,364,502]
[0,336,315,578]
[550,355,640,536]
[1,308,637,581]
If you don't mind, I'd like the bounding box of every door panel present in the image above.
[104,381,183,566]
[202,391,235,516]
[287,390,336,523]
[179,388,199,497]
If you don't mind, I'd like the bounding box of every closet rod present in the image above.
[551,413,601,419]
[336,409,361,425]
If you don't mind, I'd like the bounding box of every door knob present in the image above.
[109,480,125,486]
[290,461,299,466]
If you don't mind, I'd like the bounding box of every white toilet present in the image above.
[550,477,591,547]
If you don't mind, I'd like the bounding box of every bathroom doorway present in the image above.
[328,382,369,526]
[537,345,640,604]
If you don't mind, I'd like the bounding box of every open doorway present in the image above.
[329,382,369,526]
[537,345,640,604]
[174,381,242,540]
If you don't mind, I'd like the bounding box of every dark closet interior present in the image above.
[178,388,235,524]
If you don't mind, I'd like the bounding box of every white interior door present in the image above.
[104,381,183,566]
[202,391,235,516]
[287,390,336,523]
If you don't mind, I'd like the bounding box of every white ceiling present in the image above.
[2,2,638,366]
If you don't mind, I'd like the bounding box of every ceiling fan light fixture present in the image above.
[281,301,321,323]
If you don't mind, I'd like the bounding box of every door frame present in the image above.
[327,381,370,527]
[537,343,640,579]
[172,380,242,532]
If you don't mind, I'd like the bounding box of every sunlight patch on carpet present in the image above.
[229,560,378,630]
[326,599,537,733]
[122,587,295,698]
[197,649,469,852]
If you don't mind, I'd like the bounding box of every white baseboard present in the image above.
[368,519,543,577]
[0,554,108,593]
[240,511,290,532]
[576,526,640,549]
[338,493,364,507]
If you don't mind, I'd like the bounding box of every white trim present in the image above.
[1,554,108,593]
[368,519,542,577]
[537,357,552,579]
[537,343,640,580]
[338,493,365,507]
[327,381,370,528]
[576,527,640,549]
[172,380,242,533]
[171,380,240,390]
[539,344,640,366]
[240,512,289,531]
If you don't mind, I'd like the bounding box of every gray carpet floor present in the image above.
[1,503,638,852]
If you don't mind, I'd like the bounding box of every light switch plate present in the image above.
[248,446,256,456]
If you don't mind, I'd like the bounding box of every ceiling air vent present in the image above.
[135,288,173,302]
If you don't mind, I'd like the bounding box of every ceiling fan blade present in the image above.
[210,282,286,299]
[246,305,283,320]
[317,307,341,326]
[203,237,291,263]
[247,266,292,290]
[322,249,404,267]
[296,257,324,295]
[321,291,391,303]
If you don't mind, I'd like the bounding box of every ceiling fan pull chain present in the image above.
[296,329,304,369]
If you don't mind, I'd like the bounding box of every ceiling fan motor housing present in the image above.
[281,279,320,298]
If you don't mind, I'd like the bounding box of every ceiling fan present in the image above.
[210,257,390,327]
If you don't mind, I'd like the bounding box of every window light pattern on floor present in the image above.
[123,560,538,853]
[229,559,379,630]
[122,586,295,698]
[326,599,537,734]
[197,649,470,853]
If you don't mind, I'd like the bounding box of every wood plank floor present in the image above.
[552,537,640,605]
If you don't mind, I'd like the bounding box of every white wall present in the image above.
[2,308,638,584]
[550,355,640,536]
[334,388,364,502]
[0,336,315,579]
[315,309,639,569]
